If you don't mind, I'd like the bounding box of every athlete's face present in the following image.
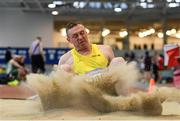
[67,24,89,51]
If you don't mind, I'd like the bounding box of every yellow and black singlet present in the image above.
[71,44,108,75]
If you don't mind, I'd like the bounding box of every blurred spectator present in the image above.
[5,47,12,63]
[124,52,130,62]
[6,55,27,80]
[139,55,145,72]
[129,52,138,67]
[144,51,152,71]
[29,36,45,73]
[158,54,164,70]
[143,51,152,82]
[152,51,159,82]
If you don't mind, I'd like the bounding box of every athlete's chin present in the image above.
[79,43,87,47]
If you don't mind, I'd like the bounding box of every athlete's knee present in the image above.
[109,57,126,66]
[57,64,73,73]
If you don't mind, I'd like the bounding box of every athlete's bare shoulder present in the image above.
[97,44,114,61]
[58,51,73,65]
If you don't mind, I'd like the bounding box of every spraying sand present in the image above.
[24,63,180,117]
[0,64,180,119]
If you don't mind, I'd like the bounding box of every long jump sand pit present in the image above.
[1,64,180,120]
[0,98,180,120]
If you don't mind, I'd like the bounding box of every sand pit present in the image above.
[1,63,180,120]
[0,98,180,120]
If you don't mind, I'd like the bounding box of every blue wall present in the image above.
[0,47,70,64]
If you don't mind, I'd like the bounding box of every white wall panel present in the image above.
[0,11,53,47]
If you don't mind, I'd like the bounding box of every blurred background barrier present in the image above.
[0,47,70,64]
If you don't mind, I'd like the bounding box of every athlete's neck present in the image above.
[77,44,92,55]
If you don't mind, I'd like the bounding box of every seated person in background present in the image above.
[5,47,12,63]
[58,22,125,75]
[6,55,27,80]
